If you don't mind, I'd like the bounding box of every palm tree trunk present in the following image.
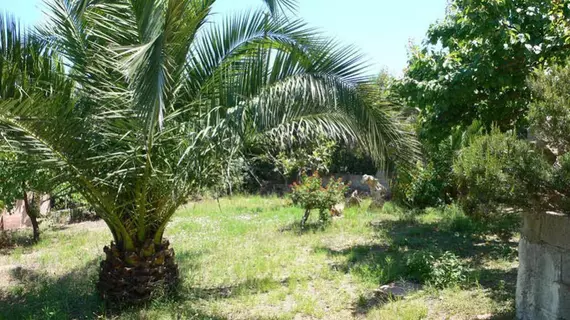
[97,239,179,305]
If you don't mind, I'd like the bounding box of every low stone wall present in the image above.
[516,211,570,319]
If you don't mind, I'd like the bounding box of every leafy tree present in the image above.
[0,0,417,304]
[0,153,54,242]
[397,0,570,144]
[329,142,377,175]
[0,14,68,241]
[266,136,336,182]
[246,69,410,189]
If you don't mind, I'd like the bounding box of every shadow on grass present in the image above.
[184,277,289,301]
[0,222,75,255]
[352,289,396,316]
[0,229,38,254]
[278,220,329,234]
[318,216,519,316]
[0,248,269,320]
[477,266,518,320]
[0,258,104,319]
[177,248,289,300]
[376,219,518,265]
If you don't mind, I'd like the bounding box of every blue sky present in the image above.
[0,0,447,76]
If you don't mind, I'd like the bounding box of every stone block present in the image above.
[555,282,570,318]
[562,254,570,286]
[521,211,542,243]
[540,211,570,250]
[516,237,568,320]
[540,244,563,284]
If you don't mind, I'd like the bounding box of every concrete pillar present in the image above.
[516,211,570,319]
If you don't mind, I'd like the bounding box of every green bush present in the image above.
[243,136,337,193]
[275,137,336,181]
[453,129,551,217]
[438,203,476,233]
[405,251,468,288]
[392,120,483,209]
[428,252,469,288]
[552,154,570,212]
[0,230,10,249]
[404,251,433,283]
[526,63,570,213]
[290,172,348,227]
[528,64,570,156]
[392,138,456,208]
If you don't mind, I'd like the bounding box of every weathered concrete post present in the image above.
[516,211,570,319]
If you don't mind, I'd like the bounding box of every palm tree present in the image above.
[0,0,417,304]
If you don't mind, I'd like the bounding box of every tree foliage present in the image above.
[528,62,570,156]
[397,0,570,144]
[527,61,570,213]
[453,129,551,216]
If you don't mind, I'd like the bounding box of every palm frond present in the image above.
[238,72,419,170]
[262,0,298,16]
[1,0,418,253]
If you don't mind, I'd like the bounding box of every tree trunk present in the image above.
[301,209,311,228]
[29,214,40,243]
[97,239,179,306]
[22,190,40,243]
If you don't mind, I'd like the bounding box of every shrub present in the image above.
[392,138,456,208]
[551,153,570,212]
[438,203,475,233]
[453,129,551,217]
[428,251,469,288]
[243,136,336,193]
[405,251,468,288]
[274,137,336,182]
[290,172,348,228]
[526,64,570,213]
[404,251,433,283]
[528,64,570,156]
[392,121,483,209]
[0,230,10,249]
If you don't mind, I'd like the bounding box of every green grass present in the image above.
[0,196,517,319]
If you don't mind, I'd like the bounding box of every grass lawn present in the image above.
[0,196,517,319]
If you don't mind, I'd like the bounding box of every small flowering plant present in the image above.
[290,172,348,228]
